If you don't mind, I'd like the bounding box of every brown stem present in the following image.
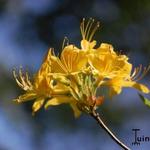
[90,110,131,150]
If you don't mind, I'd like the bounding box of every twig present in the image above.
[90,110,131,150]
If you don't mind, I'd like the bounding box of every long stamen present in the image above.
[80,18,93,40]
[86,19,94,40]
[131,65,142,80]
[130,67,137,78]
[84,18,92,40]
[25,71,32,88]
[131,64,150,81]
[13,68,24,89]
[13,68,33,91]
[89,22,100,42]
[80,18,100,41]
[135,65,150,81]
[80,18,85,39]
[62,36,69,50]
[19,66,26,86]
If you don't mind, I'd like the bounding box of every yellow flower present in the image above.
[89,44,150,96]
[90,43,133,80]
[13,49,82,117]
[50,45,87,74]
[13,18,150,118]
[79,18,150,97]
[88,43,149,96]
[13,49,70,114]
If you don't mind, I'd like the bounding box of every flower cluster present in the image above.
[13,19,150,117]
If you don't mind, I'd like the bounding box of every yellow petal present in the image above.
[51,55,68,73]
[34,77,52,97]
[97,43,115,55]
[32,97,44,114]
[38,49,52,76]
[70,102,81,118]
[52,83,70,95]
[44,96,74,109]
[33,49,53,96]
[43,48,52,63]
[105,78,149,97]
[81,39,96,50]
[123,81,149,94]
[15,92,37,103]
[109,86,122,97]
[61,45,87,73]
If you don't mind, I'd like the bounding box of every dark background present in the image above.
[0,0,150,150]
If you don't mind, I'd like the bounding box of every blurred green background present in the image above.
[0,0,150,150]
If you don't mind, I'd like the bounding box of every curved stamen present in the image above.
[13,68,24,89]
[89,22,100,42]
[84,18,92,40]
[62,36,69,50]
[80,18,100,42]
[13,68,33,91]
[86,18,94,40]
[80,18,85,39]
[131,64,150,81]
[131,64,142,81]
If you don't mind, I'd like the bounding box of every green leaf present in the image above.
[139,93,150,108]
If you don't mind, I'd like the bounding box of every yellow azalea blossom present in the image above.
[88,43,150,96]
[79,18,150,96]
[13,18,150,118]
[13,50,52,113]
[89,43,132,79]
[13,49,71,114]
[13,18,150,150]
[13,49,82,117]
